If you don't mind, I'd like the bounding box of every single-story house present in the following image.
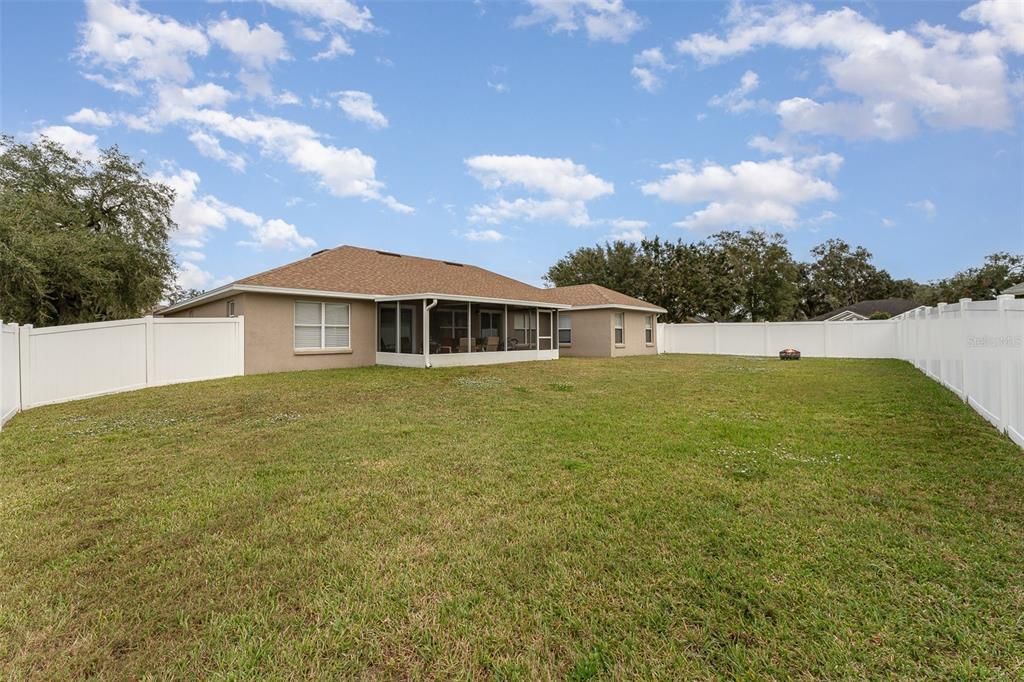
[812,298,922,321]
[161,245,665,374]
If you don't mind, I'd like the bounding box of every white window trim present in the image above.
[294,300,351,352]
[614,312,625,346]
[226,299,236,317]
[558,313,572,346]
[644,315,654,345]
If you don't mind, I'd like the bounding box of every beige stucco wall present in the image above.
[611,310,659,357]
[558,309,611,357]
[559,308,659,357]
[166,292,376,374]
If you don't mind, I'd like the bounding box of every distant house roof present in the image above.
[812,298,922,321]
[542,283,666,312]
[162,245,665,314]
[1002,282,1024,296]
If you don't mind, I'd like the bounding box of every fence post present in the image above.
[936,302,947,385]
[959,298,971,403]
[144,315,155,386]
[997,294,1013,433]
[236,315,246,376]
[18,324,31,410]
[0,321,4,432]
[713,322,720,355]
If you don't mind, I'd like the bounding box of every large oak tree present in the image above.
[0,135,177,326]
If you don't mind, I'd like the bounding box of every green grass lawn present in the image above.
[1,355,1022,679]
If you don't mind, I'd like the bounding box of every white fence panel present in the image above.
[766,322,827,357]
[27,319,148,407]
[0,316,244,423]
[1,322,22,429]
[826,321,897,358]
[152,317,245,385]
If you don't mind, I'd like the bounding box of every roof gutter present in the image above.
[567,304,668,314]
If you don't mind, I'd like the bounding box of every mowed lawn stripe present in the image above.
[0,356,1021,679]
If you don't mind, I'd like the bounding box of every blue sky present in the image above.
[2,0,1022,290]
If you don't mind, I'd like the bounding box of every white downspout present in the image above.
[423,298,438,368]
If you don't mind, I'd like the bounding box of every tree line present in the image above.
[545,233,1023,323]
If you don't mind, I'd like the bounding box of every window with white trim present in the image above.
[226,299,235,317]
[294,301,350,350]
[644,315,653,344]
[614,312,625,345]
[558,314,572,345]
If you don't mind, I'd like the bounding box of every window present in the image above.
[479,310,502,337]
[614,312,625,345]
[644,315,653,345]
[294,301,350,350]
[558,314,572,345]
[226,299,235,317]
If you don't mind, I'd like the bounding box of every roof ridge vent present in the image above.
[310,248,330,257]
[443,260,464,267]
[375,250,402,257]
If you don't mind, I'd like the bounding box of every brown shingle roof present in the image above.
[166,245,666,314]
[236,245,554,303]
[541,283,665,312]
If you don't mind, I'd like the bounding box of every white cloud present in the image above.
[881,217,896,227]
[908,199,937,217]
[295,24,325,42]
[138,91,410,211]
[463,228,506,242]
[335,90,388,129]
[179,250,205,262]
[154,168,316,251]
[188,130,246,171]
[468,197,593,227]
[747,133,812,156]
[604,217,648,241]
[78,0,209,85]
[208,16,289,69]
[265,0,374,32]
[66,107,114,127]
[514,0,644,43]
[631,47,673,92]
[34,125,101,162]
[239,218,316,250]
[466,154,613,201]
[776,97,917,140]
[641,155,841,230]
[630,68,660,93]
[314,35,355,60]
[176,261,214,290]
[961,0,1024,53]
[487,80,510,93]
[465,154,614,227]
[709,69,767,113]
[675,1,1021,139]
[82,71,140,95]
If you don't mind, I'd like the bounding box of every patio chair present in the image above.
[459,337,472,353]
[484,336,500,352]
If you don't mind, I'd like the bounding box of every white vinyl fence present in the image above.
[0,315,244,431]
[659,295,1024,447]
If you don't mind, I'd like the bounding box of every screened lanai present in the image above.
[375,297,566,367]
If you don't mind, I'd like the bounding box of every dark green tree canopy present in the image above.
[0,135,177,326]
[545,231,1020,323]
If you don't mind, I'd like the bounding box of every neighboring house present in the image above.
[1002,282,1024,296]
[811,298,922,321]
[161,245,665,374]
